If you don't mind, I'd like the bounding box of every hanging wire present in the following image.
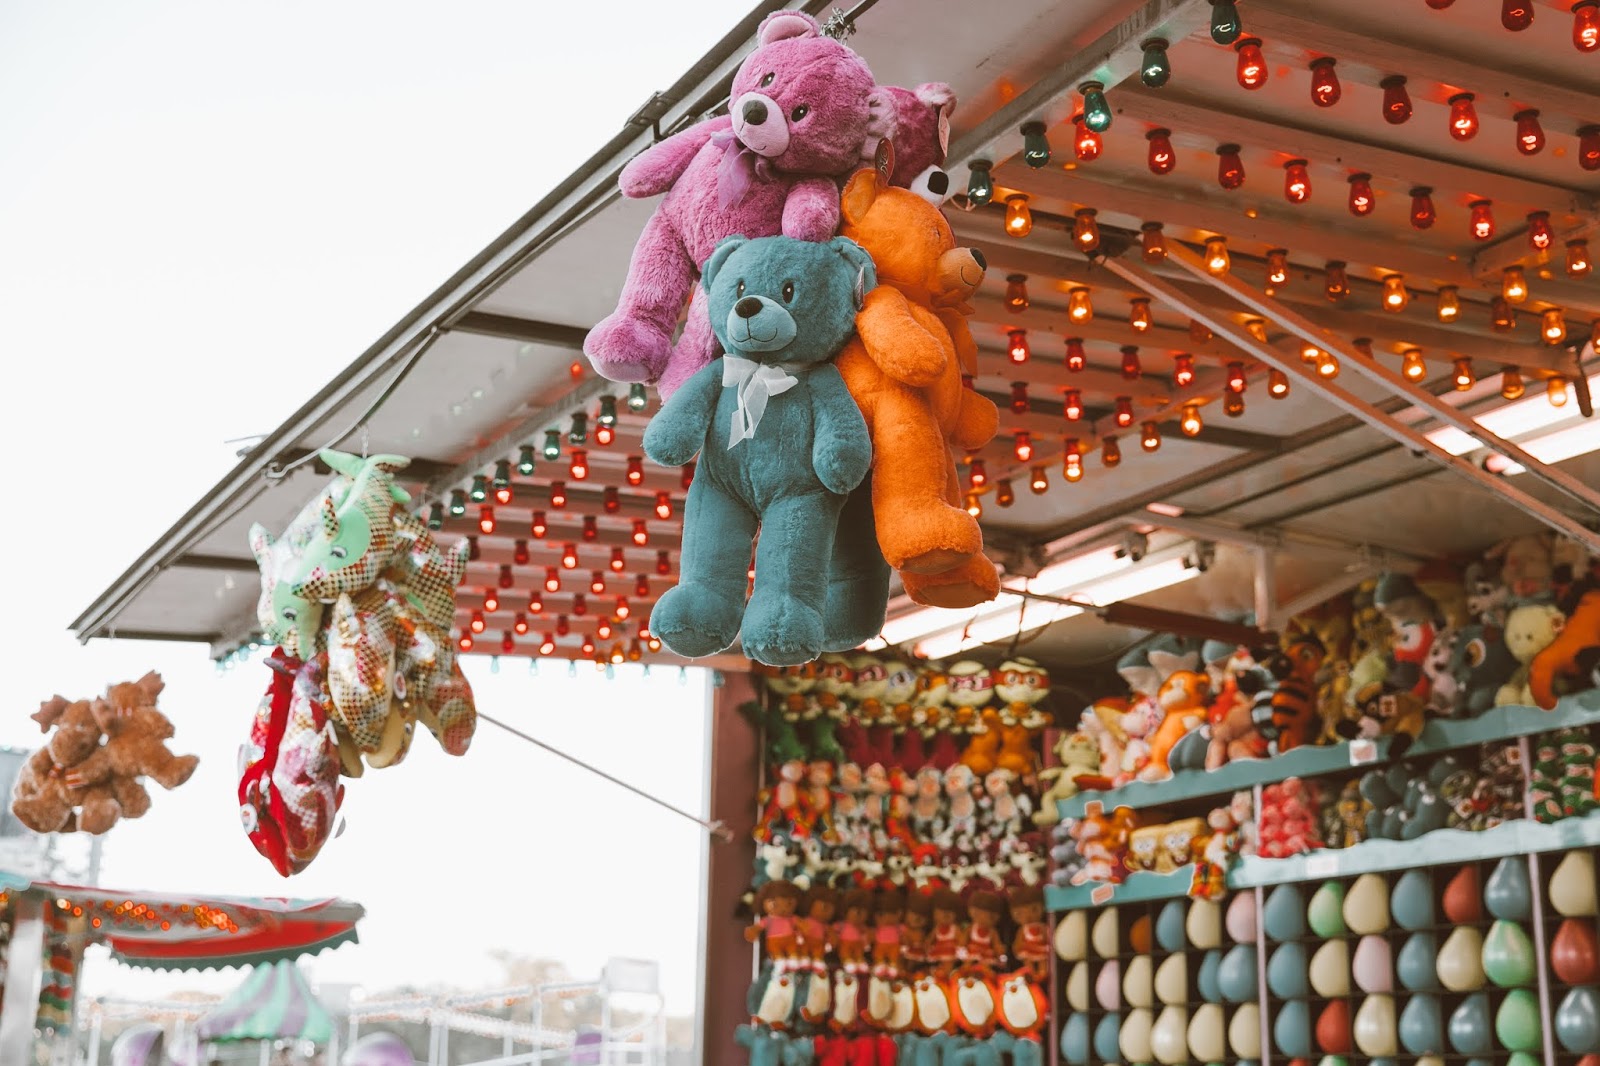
[477,711,733,842]
[263,326,443,482]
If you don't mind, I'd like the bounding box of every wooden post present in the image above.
[696,670,760,1066]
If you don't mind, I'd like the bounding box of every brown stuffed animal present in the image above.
[103,700,199,791]
[836,163,1000,608]
[11,697,123,834]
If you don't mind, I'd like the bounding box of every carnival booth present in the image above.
[59,0,1600,1063]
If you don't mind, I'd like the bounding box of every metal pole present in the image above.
[85,1007,102,1066]
[1104,249,1600,554]
[0,893,46,1064]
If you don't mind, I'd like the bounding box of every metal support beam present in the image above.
[1103,244,1600,553]
[0,893,45,1064]
[445,311,590,350]
[1135,511,1428,567]
[1273,569,1388,626]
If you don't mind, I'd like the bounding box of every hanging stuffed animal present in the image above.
[642,235,876,666]
[584,10,893,399]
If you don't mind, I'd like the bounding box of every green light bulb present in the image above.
[492,459,512,491]
[469,475,488,503]
[517,445,537,476]
[967,160,993,205]
[568,412,588,445]
[1140,40,1171,88]
[542,430,562,461]
[449,490,467,517]
[427,503,444,530]
[1020,122,1051,168]
[627,383,649,412]
[1210,0,1242,44]
[1079,84,1112,132]
[597,395,618,426]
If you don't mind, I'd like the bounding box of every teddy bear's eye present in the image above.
[736,280,745,297]
[782,281,795,302]
[791,104,809,122]
[760,72,775,87]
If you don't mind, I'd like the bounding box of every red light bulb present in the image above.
[1470,200,1496,241]
[514,613,529,635]
[1309,58,1341,107]
[1380,76,1411,124]
[1073,117,1102,161]
[635,573,650,597]
[549,481,567,508]
[501,631,515,655]
[470,610,486,634]
[1577,0,1600,50]
[1007,328,1029,363]
[595,423,614,446]
[478,506,496,535]
[572,594,587,617]
[513,539,530,565]
[590,571,606,595]
[1448,93,1478,141]
[459,633,474,652]
[1582,125,1600,170]
[1063,388,1083,421]
[602,486,620,514]
[569,449,589,480]
[1114,396,1135,428]
[615,596,631,620]
[545,567,561,593]
[1283,158,1311,203]
[654,492,672,520]
[1502,0,1533,30]
[968,458,988,489]
[561,542,578,569]
[632,520,649,546]
[1514,110,1544,155]
[1173,353,1196,387]
[681,462,695,490]
[1347,172,1374,216]
[1013,432,1034,462]
[1065,337,1087,372]
[539,633,555,656]
[498,564,514,589]
[1226,362,1247,392]
[1010,381,1029,414]
[625,455,644,486]
[494,482,513,506]
[1120,346,1142,379]
[610,546,626,572]
[531,511,547,539]
[656,550,671,575]
[1146,128,1176,175]
[1528,211,1554,251]
[1235,38,1267,89]
[1217,144,1245,190]
[556,615,570,636]
[1410,187,1436,230]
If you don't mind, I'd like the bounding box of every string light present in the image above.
[1204,236,1231,275]
[1410,187,1436,230]
[1527,211,1554,251]
[469,475,489,504]
[1453,358,1476,391]
[1501,368,1526,400]
[1568,239,1592,277]
[467,535,480,561]
[595,422,614,446]
[1316,351,1341,378]
[1147,128,1176,175]
[1217,144,1245,190]
[1437,286,1461,322]
[1543,308,1568,345]
[478,506,496,535]
[1347,172,1374,216]
[513,612,530,635]
[1577,0,1600,49]
[1073,208,1101,252]
[1549,374,1571,407]
[569,449,589,480]
[1503,0,1534,31]
[1121,346,1142,379]
[539,633,556,656]
[1101,436,1122,467]
[568,412,588,444]
[517,445,537,477]
[603,486,620,514]
[498,564,515,590]
[623,455,643,486]
[1448,93,1478,140]
[1283,159,1311,203]
[1007,329,1030,364]
[1004,274,1029,312]
[1309,57,1341,106]
[580,515,598,542]
[1130,298,1153,333]
[427,503,444,530]
[1029,465,1050,494]
[1063,388,1084,420]
[531,510,548,538]
[492,460,514,504]
[965,492,983,518]
[609,546,626,572]
[1173,353,1196,387]
[1470,200,1496,241]
[1224,392,1245,417]
[1401,348,1427,381]
[595,619,612,640]
[1503,266,1529,303]
[656,550,671,575]
[1514,110,1545,155]
[1324,260,1349,302]
[1244,319,1268,343]
[967,160,994,205]
[1080,82,1112,132]
[1582,126,1600,170]
[1004,194,1033,237]
[634,574,650,597]
[1065,337,1088,371]
[549,481,568,508]
[542,430,562,461]
[581,636,596,657]
[470,610,486,634]
[1266,248,1289,289]
[1180,404,1203,436]
[590,571,607,594]
[1381,274,1409,312]
[1063,445,1084,482]
[1191,320,1214,344]
[1068,287,1094,322]
[572,594,588,617]
[1073,115,1103,161]
[561,542,579,569]
[1141,221,1168,261]
[1014,431,1034,462]
[1226,362,1247,392]
[632,520,649,546]
[1020,121,1052,167]
[1211,0,1242,42]
[1114,396,1135,427]
[459,633,474,652]
[1141,39,1172,87]
[1141,421,1162,452]
[1491,297,1516,332]
[996,479,1016,507]
[968,458,988,489]
[1235,38,1267,89]
[1010,381,1030,413]
[1268,369,1290,398]
[1380,76,1412,124]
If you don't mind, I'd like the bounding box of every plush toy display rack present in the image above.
[1049,688,1600,910]
[1050,690,1600,1066]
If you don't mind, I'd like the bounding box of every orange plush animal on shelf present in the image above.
[1140,669,1211,781]
[1531,584,1600,709]
[835,159,1000,608]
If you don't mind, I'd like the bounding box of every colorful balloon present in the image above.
[1152,1005,1190,1064]
[1067,961,1090,1012]
[1484,856,1533,922]
[1316,999,1352,1054]
[1275,1000,1314,1058]
[1062,1012,1091,1064]
[1308,881,1348,939]
[1094,907,1121,958]
[1353,994,1398,1056]
[1131,912,1154,955]
[1197,949,1223,1004]
[1442,865,1485,924]
[1055,909,1088,960]
[1343,874,1391,935]
[1157,901,1188,953]
[1219,944,1259,1003]
[1399,993,1444,1055]
[1097,959,1123,1011]
[1226,891,1258,943]
[1125,953,1155,1009]
[1265,884,1307,941]
[1189,1003,1226,1061]
[1156,952,1188,1006]
[1352,935,1393,993]
[1555,918,1600,986]
[1556,985,1600,1054]
[1187,897,1222,949]
[1094,1013,1123,1062]
[1397,932,1441,992]
[1267,942,1310,999]
[1121,1007,1155,1063]
[1230,1004,1263,1059]
[1448,992,1494,1054]
[1552,852,1600,917]
[1437,925,1487,992]
[1392,868,1435,930]
[1494,987,1543,1051]
[1482,919,1537,988]
[1309,938,1352,998]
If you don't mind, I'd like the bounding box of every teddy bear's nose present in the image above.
[927,170,949,196]
[742,99,769,126]
[970,247,986,270]
[734,296,763,319]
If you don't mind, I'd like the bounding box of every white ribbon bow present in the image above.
[723,355,802,449]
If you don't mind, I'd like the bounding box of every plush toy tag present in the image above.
[1090,884,1115,905]
[874,138,895,181]
[1348,738,1378,765]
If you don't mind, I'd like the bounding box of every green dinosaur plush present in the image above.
[643,234,875,666]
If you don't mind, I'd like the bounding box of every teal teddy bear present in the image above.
[643,234,875,667]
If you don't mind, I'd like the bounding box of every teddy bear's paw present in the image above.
[583,314,671,384]
[880,505,983,574]
[650,584,745,659]
[742,596,825,668]
[901,556,1001,609]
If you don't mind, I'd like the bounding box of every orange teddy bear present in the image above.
[833,161,1000,608]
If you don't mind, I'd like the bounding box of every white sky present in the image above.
[0,0,757,1018]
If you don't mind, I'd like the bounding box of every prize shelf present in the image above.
[1055,689,1600,821]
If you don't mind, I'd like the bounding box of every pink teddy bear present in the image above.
[584,10,892,399]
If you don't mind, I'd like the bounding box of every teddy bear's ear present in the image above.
[702,235,748,293]
[840,168,884,229]
[915,83,957,157]
[757,10,820,45]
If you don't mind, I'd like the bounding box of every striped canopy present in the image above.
[195,958,334,1044]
